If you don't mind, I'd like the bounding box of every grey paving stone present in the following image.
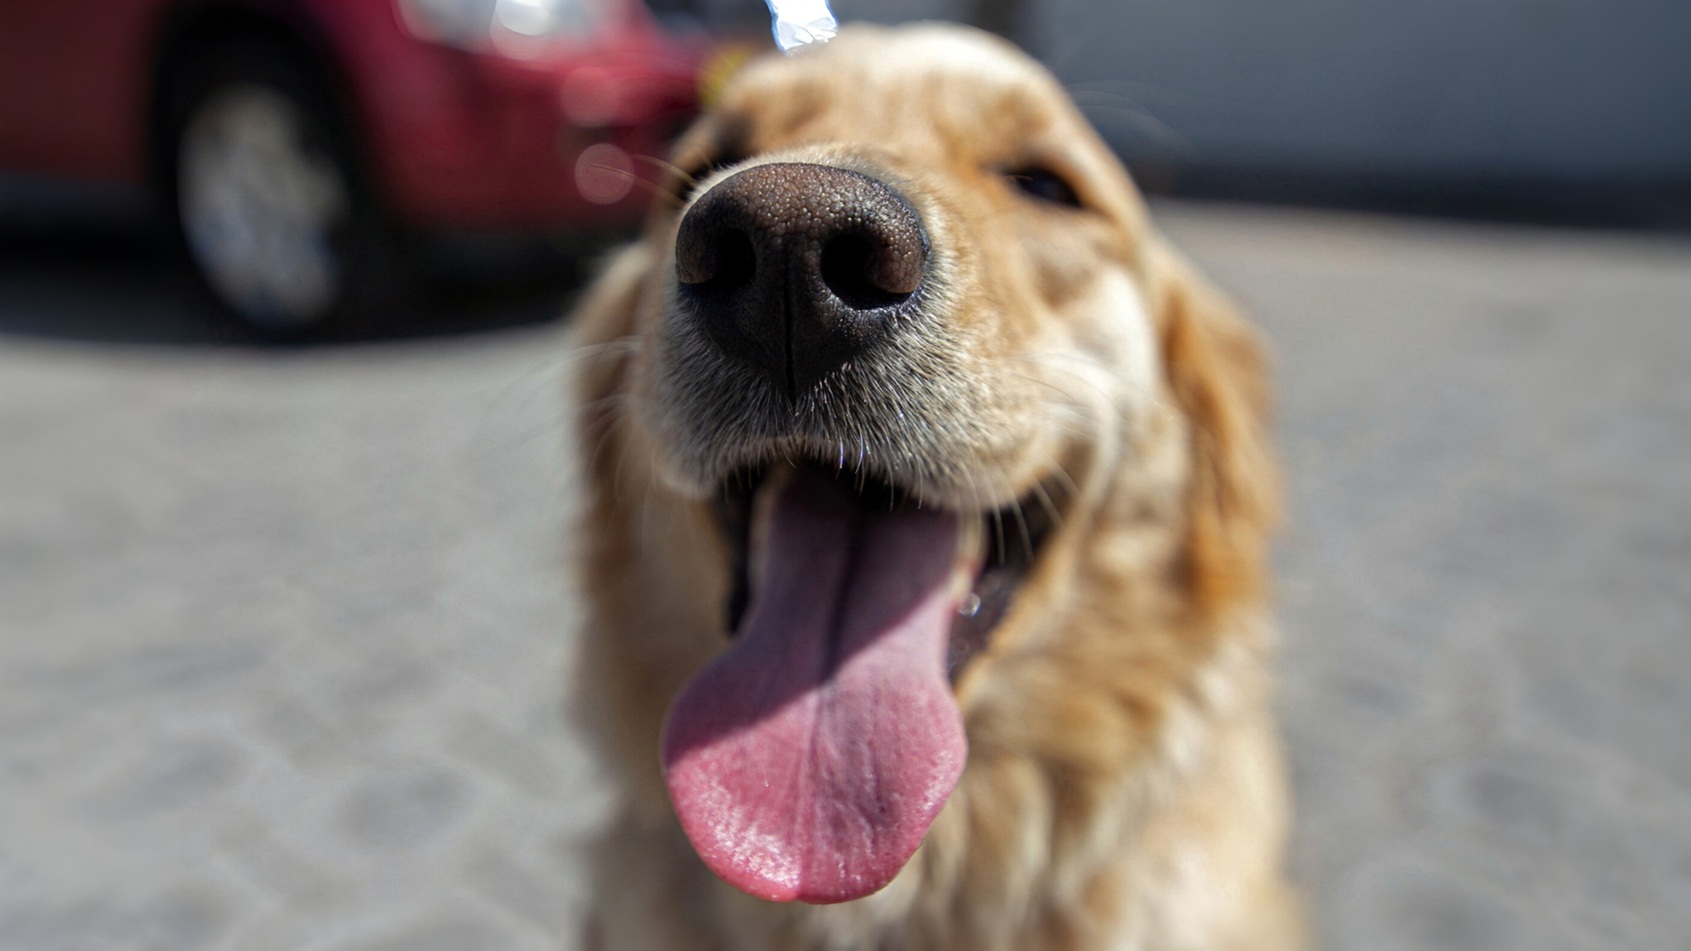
[1331,852,1555,951]
[325,911,541,951]
[338,770,476,851]
[80,735,248,818]
[0,884,238,951]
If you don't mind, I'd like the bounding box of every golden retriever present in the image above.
[564,23,1299,951]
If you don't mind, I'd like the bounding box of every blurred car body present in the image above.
[0,0,737,331]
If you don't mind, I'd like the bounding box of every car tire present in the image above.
[162,40,398,336]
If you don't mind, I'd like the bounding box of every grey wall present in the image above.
[837,0,1691,185]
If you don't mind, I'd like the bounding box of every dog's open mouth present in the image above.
[661,463,1054,905]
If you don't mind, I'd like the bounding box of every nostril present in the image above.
[820,231,922,311]
[702,228,757,293]
[676,222,757,292]
[673,162,931,397]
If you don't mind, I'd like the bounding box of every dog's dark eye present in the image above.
[1007,167,1082,208]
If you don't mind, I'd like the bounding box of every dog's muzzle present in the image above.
[673,162,931,400]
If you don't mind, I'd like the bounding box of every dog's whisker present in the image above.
[580,393,633,480]
[1030,480,1065,533]
[1004,351,1152,404]
[1059,81,1190,147]
[560,337,644,370]
[585,161,685,208]
[611,416,639,509]
[634,153,695,184]
[1010,498,1035,564]
[989,492,1007,562]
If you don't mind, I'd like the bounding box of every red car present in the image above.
[0,0,741,331]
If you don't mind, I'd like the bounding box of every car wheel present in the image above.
[167,44,392,335]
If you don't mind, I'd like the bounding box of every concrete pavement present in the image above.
[3,201,1687,949]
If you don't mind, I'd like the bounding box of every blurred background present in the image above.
[2,1,1687,949]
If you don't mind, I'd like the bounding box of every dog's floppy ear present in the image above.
[1149,245,1280,617]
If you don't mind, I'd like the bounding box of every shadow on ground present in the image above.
[0,189,598,349]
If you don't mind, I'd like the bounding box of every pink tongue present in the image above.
[661,470,967,904]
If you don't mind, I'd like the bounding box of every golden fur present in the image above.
[564,23,1299,950]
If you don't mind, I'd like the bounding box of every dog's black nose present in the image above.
[674,162,929,398]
